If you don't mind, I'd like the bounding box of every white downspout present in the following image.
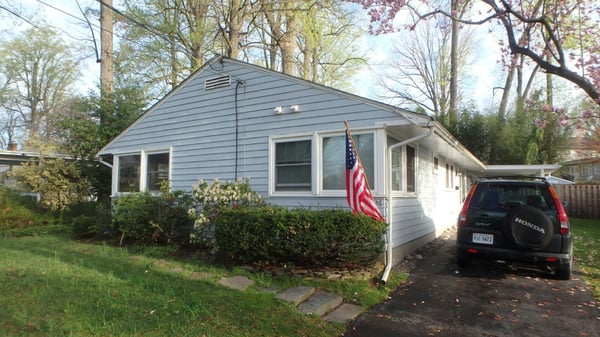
[381,124,435,284]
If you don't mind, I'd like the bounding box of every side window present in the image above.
[390,138,417,193]
[406,145,416,192]
[323,133,374,190]
[118,155,140,192]
[391,146,402,191]
[275,140,311,191]
[146,153,169,191]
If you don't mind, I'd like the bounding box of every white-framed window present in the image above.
[117,154,141,192]
[116,150,170,193]
[445,162,454,189]
[270,131,377,195]
[322,133,374,191]
[390,137,417,193]
[274,139,312,191]
[146,153,170,191]
[433,155,439,174]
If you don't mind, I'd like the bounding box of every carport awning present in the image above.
[485,165,561,177]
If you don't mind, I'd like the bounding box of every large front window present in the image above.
[323,133,374,190]
[275,140,311,191]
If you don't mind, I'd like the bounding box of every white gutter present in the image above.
[99,159,113,168]
[381,122,435,284]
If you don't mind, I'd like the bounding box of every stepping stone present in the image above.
[298,291,343,316]
[276,286,315,306]
[324,303,362,323]
[217,276,255,291]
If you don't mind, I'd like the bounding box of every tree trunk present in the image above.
[100,0,114,95]
[227,0,242,58]
[449,0,459,131]
[281,11,297,76]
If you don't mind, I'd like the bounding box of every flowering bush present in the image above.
[189,178,263,244]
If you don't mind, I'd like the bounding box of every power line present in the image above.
[34,0,88,24]
[94,0,180,48]
[0,5,42,29]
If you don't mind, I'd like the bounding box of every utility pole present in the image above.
[100,0,114,96]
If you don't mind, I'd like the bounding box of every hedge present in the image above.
[214,207,386,268]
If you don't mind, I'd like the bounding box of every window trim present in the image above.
[113,149,172,195]
[445,161,455,190]
[269,130,380,197]
[116,153,141,193]
[319,131,376,196]
[269,134,316,196]
[144,151,171,192]
[389,138,418,195]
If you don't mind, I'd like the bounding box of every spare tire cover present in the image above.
[505,206,554,250]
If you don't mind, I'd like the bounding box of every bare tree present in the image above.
[380,16,473,124]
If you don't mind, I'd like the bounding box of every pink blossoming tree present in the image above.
[348,0,600,124]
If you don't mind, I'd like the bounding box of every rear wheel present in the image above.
[555,261,572,280]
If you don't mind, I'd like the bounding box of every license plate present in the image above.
[472,233,494,245]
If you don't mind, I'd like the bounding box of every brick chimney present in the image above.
[7,141,17,151]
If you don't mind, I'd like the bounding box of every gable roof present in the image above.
[97,55,485,173]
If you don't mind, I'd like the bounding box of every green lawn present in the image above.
[0,231,405,337]
[571,218,600,298]
[1,218,597,337]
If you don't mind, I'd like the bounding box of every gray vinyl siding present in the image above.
[100,57,478,253]
[101,59,400,203]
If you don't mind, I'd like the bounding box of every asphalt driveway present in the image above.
[343,229,600,337]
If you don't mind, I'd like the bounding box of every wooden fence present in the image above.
[553,185,600,219]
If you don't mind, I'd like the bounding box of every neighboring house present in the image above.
[560,157,600,182]
[0,144,71,201]
[97,55,486,267]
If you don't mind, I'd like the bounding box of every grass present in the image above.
[571,218,600,298]
[0,229,405,337]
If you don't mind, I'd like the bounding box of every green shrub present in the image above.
[111,185,194,246]
[0,187,54,230]
[64,201,112,239]
[214,207,386,268]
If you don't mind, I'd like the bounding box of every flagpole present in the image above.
[344,120,375,195]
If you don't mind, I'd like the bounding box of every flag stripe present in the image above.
[346,129,385,222]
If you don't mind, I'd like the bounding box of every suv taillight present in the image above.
[548,185,570,234]
[458,184,477,227]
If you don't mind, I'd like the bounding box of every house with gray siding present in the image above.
[97,55,486,269]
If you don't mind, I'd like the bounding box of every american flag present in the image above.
[345,129,385,222]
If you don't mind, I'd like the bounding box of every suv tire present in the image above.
[504,206,554,250]
[555,261,572,280]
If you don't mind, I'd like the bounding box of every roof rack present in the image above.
[479,176,548,182]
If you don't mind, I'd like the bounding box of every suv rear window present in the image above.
[469,182,555,211]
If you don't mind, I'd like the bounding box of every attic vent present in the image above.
[204,75,231,90]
